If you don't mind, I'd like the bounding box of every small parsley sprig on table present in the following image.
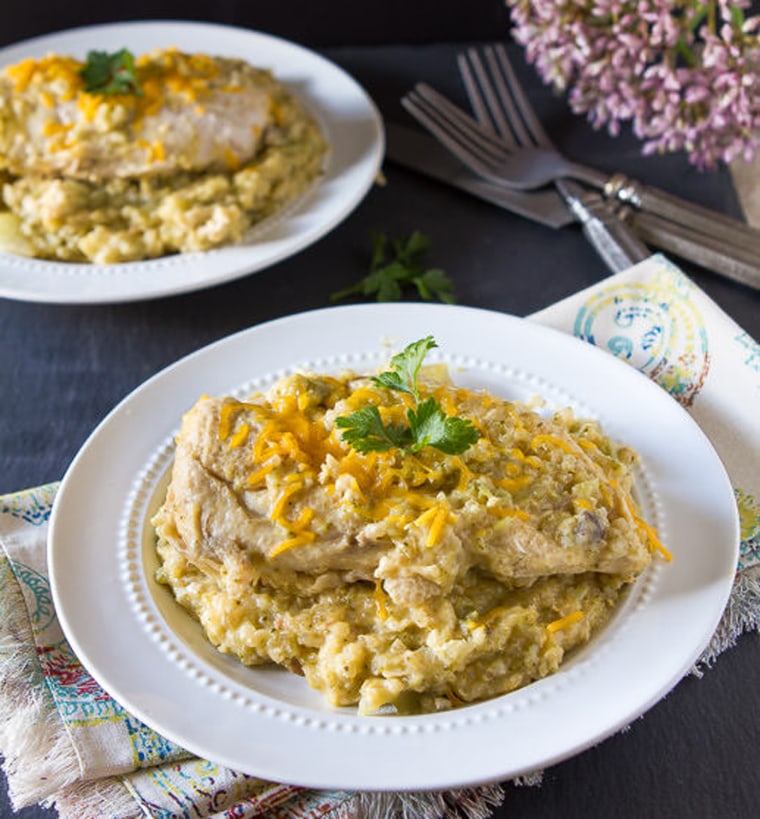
[79,49,143,96]
[335,336,478,456]
[331,230,455,304]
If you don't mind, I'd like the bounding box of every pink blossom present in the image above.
[505,0,760,168]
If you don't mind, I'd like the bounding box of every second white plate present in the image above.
[0,21,384,304]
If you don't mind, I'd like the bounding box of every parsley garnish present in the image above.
[80,49,143,96]
[335,336,478,456]
[331,230,455,303]
[335,406,412,453]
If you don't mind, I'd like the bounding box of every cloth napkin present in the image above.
[1,254,758,819]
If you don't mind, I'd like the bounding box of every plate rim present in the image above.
[0,20,384,304]
[48,302,740,790]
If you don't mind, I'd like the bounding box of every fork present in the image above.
[401,49,760,259]
[455,44,760,286]
[401,69,760,287]
[456,45,650,272]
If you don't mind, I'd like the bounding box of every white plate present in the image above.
[0,21,383,304]
[49,304,739,791]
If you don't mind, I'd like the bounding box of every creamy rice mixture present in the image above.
[152,367,663,715]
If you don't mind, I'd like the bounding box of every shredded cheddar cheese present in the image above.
[271,482,303,523]
[465,603,519,631]
[373,579,389,620]
[227,422,250,449]
[546,611,584,634]
[531,433,580,457]
[498,474,535,492]
[268,529,316,559]
[619,492,672,561]
[573,497,595,512]
[247,461,278,487]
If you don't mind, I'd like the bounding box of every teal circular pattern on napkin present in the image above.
[573,271,710,407]
[15,561,56,632]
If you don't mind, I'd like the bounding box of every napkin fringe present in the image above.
[54,776,141,819]
[0,571,82,809]
[324,783,506,819]
[694,567,760,671]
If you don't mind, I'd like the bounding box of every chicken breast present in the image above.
[155,374,653,595]
[0,49,282,180]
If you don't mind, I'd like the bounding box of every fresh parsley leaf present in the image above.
[371,370,410,394]
[372,335,437,402]
[80,49,143,96]
[336,336,478,457]
[369,229,389,270]
[408,398,479,455]
[331,230,455,304]
[414,268,455,303]
[406,397,448,450]
[393,229,429,267]
[335,406,412,453]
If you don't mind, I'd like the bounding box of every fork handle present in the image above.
[628,210,760,290]
[558,180,650,272]
[605,174,760,255]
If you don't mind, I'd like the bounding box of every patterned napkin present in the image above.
[1,254,758,819]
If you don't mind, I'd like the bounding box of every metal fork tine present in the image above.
[401,100,500,181]
[456,53,496,136]
[401,91,508,184]
[459,44,547,151]
[492,44,553,150]
[407,84,511,161]
[482,47,533,146]
[459,49,516,148]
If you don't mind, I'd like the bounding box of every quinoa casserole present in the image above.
[152,339,668,716]
[0,48,328,263]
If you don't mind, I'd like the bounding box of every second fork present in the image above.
[458,45,651,272]
[402,48,760,261]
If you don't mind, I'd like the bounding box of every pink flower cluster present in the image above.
[506,0,760,168]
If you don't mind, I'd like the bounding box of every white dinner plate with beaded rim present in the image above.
[48,303,739,791]
[0,21,383,304]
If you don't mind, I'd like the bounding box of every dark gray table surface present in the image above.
[1,5,758,818]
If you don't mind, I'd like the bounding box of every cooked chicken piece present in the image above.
[0,49,282,180]
[479,515,650,583]
[153,387,392,597]
[154,376,653,600]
